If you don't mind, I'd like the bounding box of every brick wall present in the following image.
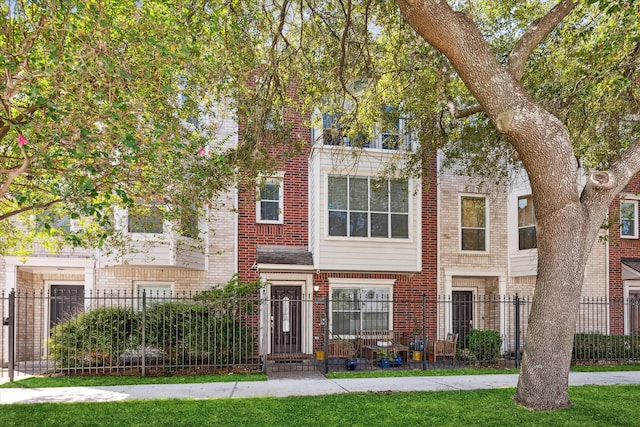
[609,174,640,333]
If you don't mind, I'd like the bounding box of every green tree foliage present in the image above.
[0,0,236,253]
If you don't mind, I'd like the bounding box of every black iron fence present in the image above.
[2,290,640,380]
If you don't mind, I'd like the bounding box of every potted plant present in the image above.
[390,350,403,367]
[346,358,358,370]
[377,348,391,368]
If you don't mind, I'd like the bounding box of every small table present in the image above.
[363,344,409,363]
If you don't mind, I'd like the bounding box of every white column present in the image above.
[499,276,508,354]
[84,264,96,310]
[443,273,452,338]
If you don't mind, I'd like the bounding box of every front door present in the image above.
[271,286,302,354]
[452,291,473,347]
[50,285,84,330]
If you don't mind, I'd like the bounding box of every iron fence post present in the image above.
[514,294,521,369]
[8,289,15,382]
[323,295,329,374]
[141,290,146,378]
[422,294,427,370]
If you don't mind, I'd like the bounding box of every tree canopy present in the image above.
[1,0,239,253]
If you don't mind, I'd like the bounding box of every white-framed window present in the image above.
[621,199,638,239]
[328,176,409,238]
[460,195,487,251]
[321,109,409,150]
[381,105,401,150]
[257,176,284,223]
[330,284,392,337]
[518,195,537,250]
[179,207,199,238]
[136,283,173,310]
[128,203,164,234]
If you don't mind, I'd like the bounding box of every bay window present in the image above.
[328,176,409,238]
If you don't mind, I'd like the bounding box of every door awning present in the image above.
[622,258,640,280]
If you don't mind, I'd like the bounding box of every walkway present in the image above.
[2,371,640,405]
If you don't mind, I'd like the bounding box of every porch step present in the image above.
[267,353,308,362]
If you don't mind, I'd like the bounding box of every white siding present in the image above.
[310,147,421,272]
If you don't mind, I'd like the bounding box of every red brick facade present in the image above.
[608,174,640,333]
[236,94,439,350]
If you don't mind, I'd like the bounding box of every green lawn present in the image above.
[3,364,638,388]
[1,385,639,426]
[0,372,267,388]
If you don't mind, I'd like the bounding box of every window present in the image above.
[461,196,486,251]
[257,177,283,223]
[128,203,163,234]
[331,287,391,336]
[52,216,72,233]
[137,283,172,310]
[381,105,400,150]
[328,176,409,238]
[322,113,370,148]
[621,200,638,239]
[518,195,537,250]
[179,207,199,238]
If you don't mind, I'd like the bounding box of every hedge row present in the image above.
[573,333,640,360]
[49,302,256,368]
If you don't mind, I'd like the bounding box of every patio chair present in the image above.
[428,333,458,362]
[327,339,356,359]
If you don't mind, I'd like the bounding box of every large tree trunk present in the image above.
[514,201,589,410]
[397,0,610,411]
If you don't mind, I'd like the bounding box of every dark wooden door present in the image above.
[271,286,302,353]
[50,285,84,329]
[452,291,473,347]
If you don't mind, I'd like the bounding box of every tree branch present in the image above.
[443,0,577,119]
[581,137,640,208]
[0,144,31,200]
[507,0,577,81]
[0,198,63,222]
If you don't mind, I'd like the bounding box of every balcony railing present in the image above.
[322,128,410,151]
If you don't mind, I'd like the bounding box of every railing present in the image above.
[1,289,262,381]
[3,290,640,380]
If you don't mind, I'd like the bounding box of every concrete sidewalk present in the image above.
[2,371,640,405]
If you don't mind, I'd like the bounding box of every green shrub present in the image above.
[49,307,141,367]
[468,329,502,362]
[48,275,261,371]
[573,333,640,360]
[144,302,255,365]
[49,301,256,370]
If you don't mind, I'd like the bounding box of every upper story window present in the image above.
[128,203,163,234]
[621,199,638,239]
[381,105,400,150]
[460,196,486,251]
[328,176,409,239]
[321,111,408,150]
[179,207,199,238]
[257,177,284,223]
[518,195,537,250]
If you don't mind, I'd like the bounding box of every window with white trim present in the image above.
[331,287,391,337]
[461,196,486,251]
[179,207,199,238]
[621,199,638,239]
[328,176,409,238]
[257,177,283,223]
[136,283,172,310]
[518,195,537,250]
[128,203,163,234]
